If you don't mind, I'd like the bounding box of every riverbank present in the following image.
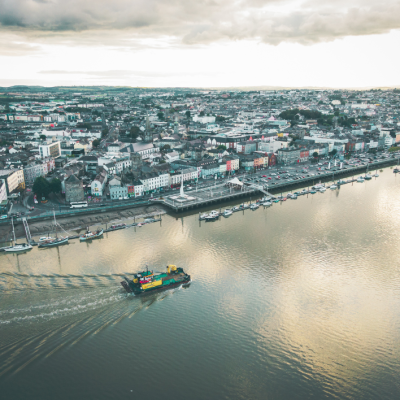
[0,204,166,243]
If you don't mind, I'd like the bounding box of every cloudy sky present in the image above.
[0,0,399,88]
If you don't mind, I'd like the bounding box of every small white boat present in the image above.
[373,174,379,177]
[199,213,208,220]
[250,203,259,210]
[357,176,365,183]
[232,206,241,212]
[223,209,233,217]
[365,173,372,180]
[330,184,338,190]
[242,204,250,210]
[39,236,56,242]
[262,201,272,207]
[290,195,298,199]
[4,243,32,253]
[286,193,294,198]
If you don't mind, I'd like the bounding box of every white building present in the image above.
[91,169,108,197]
[169,167,198,186]
[193,115,216,124]
[39,142,61,158]
[0,169,25,194]
[0,179,7,203]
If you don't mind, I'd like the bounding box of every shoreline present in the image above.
[0,205,166,243]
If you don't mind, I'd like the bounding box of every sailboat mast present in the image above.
[11,217,16,245]
[53,210,57,238]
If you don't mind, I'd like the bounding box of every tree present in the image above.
[39,135,46,140]
[101,128,109,138]
[185,110,191,120]
[157,112,164,121]
[329,149,337,156]
[92,139,100,148]
[312,151,319,159]
[217,145,227,151]
[129,126,140,141]
[161,144,171,150]
[50,178,61,194]
[199,111,205,116]
[33,177,51,200]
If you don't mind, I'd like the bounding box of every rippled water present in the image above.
[1,168,400,399]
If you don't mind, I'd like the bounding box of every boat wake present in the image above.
[0,271,134,293]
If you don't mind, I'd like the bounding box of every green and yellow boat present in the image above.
[121,265,191,295]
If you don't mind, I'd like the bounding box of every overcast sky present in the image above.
[0,0,399,88]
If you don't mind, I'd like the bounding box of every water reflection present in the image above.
[1,168,400,400]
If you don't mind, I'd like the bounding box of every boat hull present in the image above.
[121,276,191,295]
[38,238,69,248]
[4,245,32,253]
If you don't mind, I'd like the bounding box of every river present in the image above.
[1,167,400,399]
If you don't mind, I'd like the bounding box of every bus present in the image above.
[70,201,88,209]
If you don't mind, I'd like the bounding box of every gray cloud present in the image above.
[1,0,400,47]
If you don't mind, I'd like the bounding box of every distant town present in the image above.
[1,86,400,217]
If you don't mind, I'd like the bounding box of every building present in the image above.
[23,158,55,185]
[169,167,198,186]
[121,142,160,160]
[236,141,257,154]
[39,141,61,159]
[91,169,107,197]
[201,163,220,179]
[109,176,128,199]
[277,148,301,165]
[65,174,84,203]
[0,179,7,203]
[0,169,25,194]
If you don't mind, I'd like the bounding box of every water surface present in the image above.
[1,168,400,399]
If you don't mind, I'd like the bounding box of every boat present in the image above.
[290,195,298,199]
[393,168,399,173]
[262,201,272,207]
[337,179,346,185]
[232,206,241,212]
[273,199,280,203]
[121,265,191,295]
[109,223,126,230]
[318,187,326,192]
[261,196,272,202]
[250,203,259,210]
[223,209,233,217]
[4,218,32,253]
[79,229,104,241]
[286,193,294,198]
[205,211,219,221]
[309,190,317,194]
[373,174,379,177]
[39,236,55,242]
[330,184,338,190]
[199,213,208,220]
[364,173,372,180]
[38,211,69,248]
[357,176,365,183]
[242,203,250,209]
